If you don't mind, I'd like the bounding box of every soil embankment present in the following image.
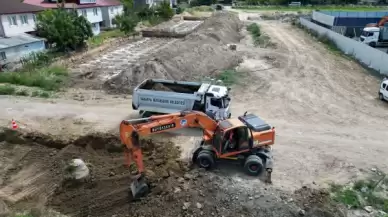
[104,12,243,94]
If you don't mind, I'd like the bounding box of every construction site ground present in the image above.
[0,10,387,217]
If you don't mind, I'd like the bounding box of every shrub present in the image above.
[0,66,68,91]
[15,88,29,96]
[247,23,261,36]
[156,1,174,19]
[0,84,16,95]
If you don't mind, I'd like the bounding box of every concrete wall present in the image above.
[0,13,37,37]
[300,17,388,76]
[0,40,45,63]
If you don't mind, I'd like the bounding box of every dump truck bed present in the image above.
[132,79,210,114]
[138,79,203,94]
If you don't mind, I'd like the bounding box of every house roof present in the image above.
[0,0,45,15]
[23,0,122,9]
[98,0,122,6]
[0,33,45,50]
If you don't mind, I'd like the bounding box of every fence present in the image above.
[300,17,388,76]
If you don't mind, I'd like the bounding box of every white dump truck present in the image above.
[132,79,232,120]
[360,26,388,47]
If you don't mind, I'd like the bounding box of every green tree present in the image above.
[156,1,174,19]
[190,0,216,6]
[114,0,139,34]
[35,3,93,51]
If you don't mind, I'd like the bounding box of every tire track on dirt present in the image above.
[231,16,388,191]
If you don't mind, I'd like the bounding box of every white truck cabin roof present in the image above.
[383,77,388,85]
[363,27,380,32]
[207,85,228,98]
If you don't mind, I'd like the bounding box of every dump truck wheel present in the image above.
[196,151,215,170]
[379,93,384,101]
[244,155,264,176]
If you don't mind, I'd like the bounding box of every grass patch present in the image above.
[31,90,51,98]
[15,88,29,96]
[217,69,240,86]
[329,174,388,213]
[246,23,274,47]
[87,29,125,48]
[0,66,68,91]
[233,5,388,12]
[247,23,261,46]
[332,188,361,208]
[0,84,16,95]
[19,51,60,72]
[186,6,214,13]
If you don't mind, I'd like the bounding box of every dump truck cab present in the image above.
[360,26,388,47]
[201,83,232,120]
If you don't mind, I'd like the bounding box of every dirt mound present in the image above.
[104,12,243,94]
[48,139,186,217]
[293,187,347,217]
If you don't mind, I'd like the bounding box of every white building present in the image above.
[0,13,39,37]
[134,0,177,8]
[101,5,124,29]
[22,0,124,35]
[0,0,45,65]
[77,7,103,35]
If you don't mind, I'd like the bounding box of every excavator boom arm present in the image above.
[119,111,218,173]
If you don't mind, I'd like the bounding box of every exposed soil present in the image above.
[104,12,243,94]
[0,129,345,217]
[1,9,388,217]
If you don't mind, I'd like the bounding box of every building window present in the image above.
[33,14,37,22]
[20,15,28,24]
[8,16,17,26]
[0,52,6,60]
[82,9,87,16]
[110,7,114,13]
[93,8,98,16]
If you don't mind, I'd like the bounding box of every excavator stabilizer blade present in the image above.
[130,176,149,200]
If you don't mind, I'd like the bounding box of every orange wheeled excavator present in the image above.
[119,110,276,199]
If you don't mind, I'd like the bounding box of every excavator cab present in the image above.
[194,113,275,183]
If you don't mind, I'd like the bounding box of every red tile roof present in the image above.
[0,0,44,15]
[23,0,121,9]
[98,0,122,6]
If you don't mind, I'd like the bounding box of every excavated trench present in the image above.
[0,128,189,217]
[0,128,347,217]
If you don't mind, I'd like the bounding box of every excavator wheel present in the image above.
[243,155,264,176]
[196,150,215,170]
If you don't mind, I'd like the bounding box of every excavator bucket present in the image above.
[130,174,149,200]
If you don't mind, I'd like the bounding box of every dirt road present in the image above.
[0,11,387,217]
[232,17,388,190]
